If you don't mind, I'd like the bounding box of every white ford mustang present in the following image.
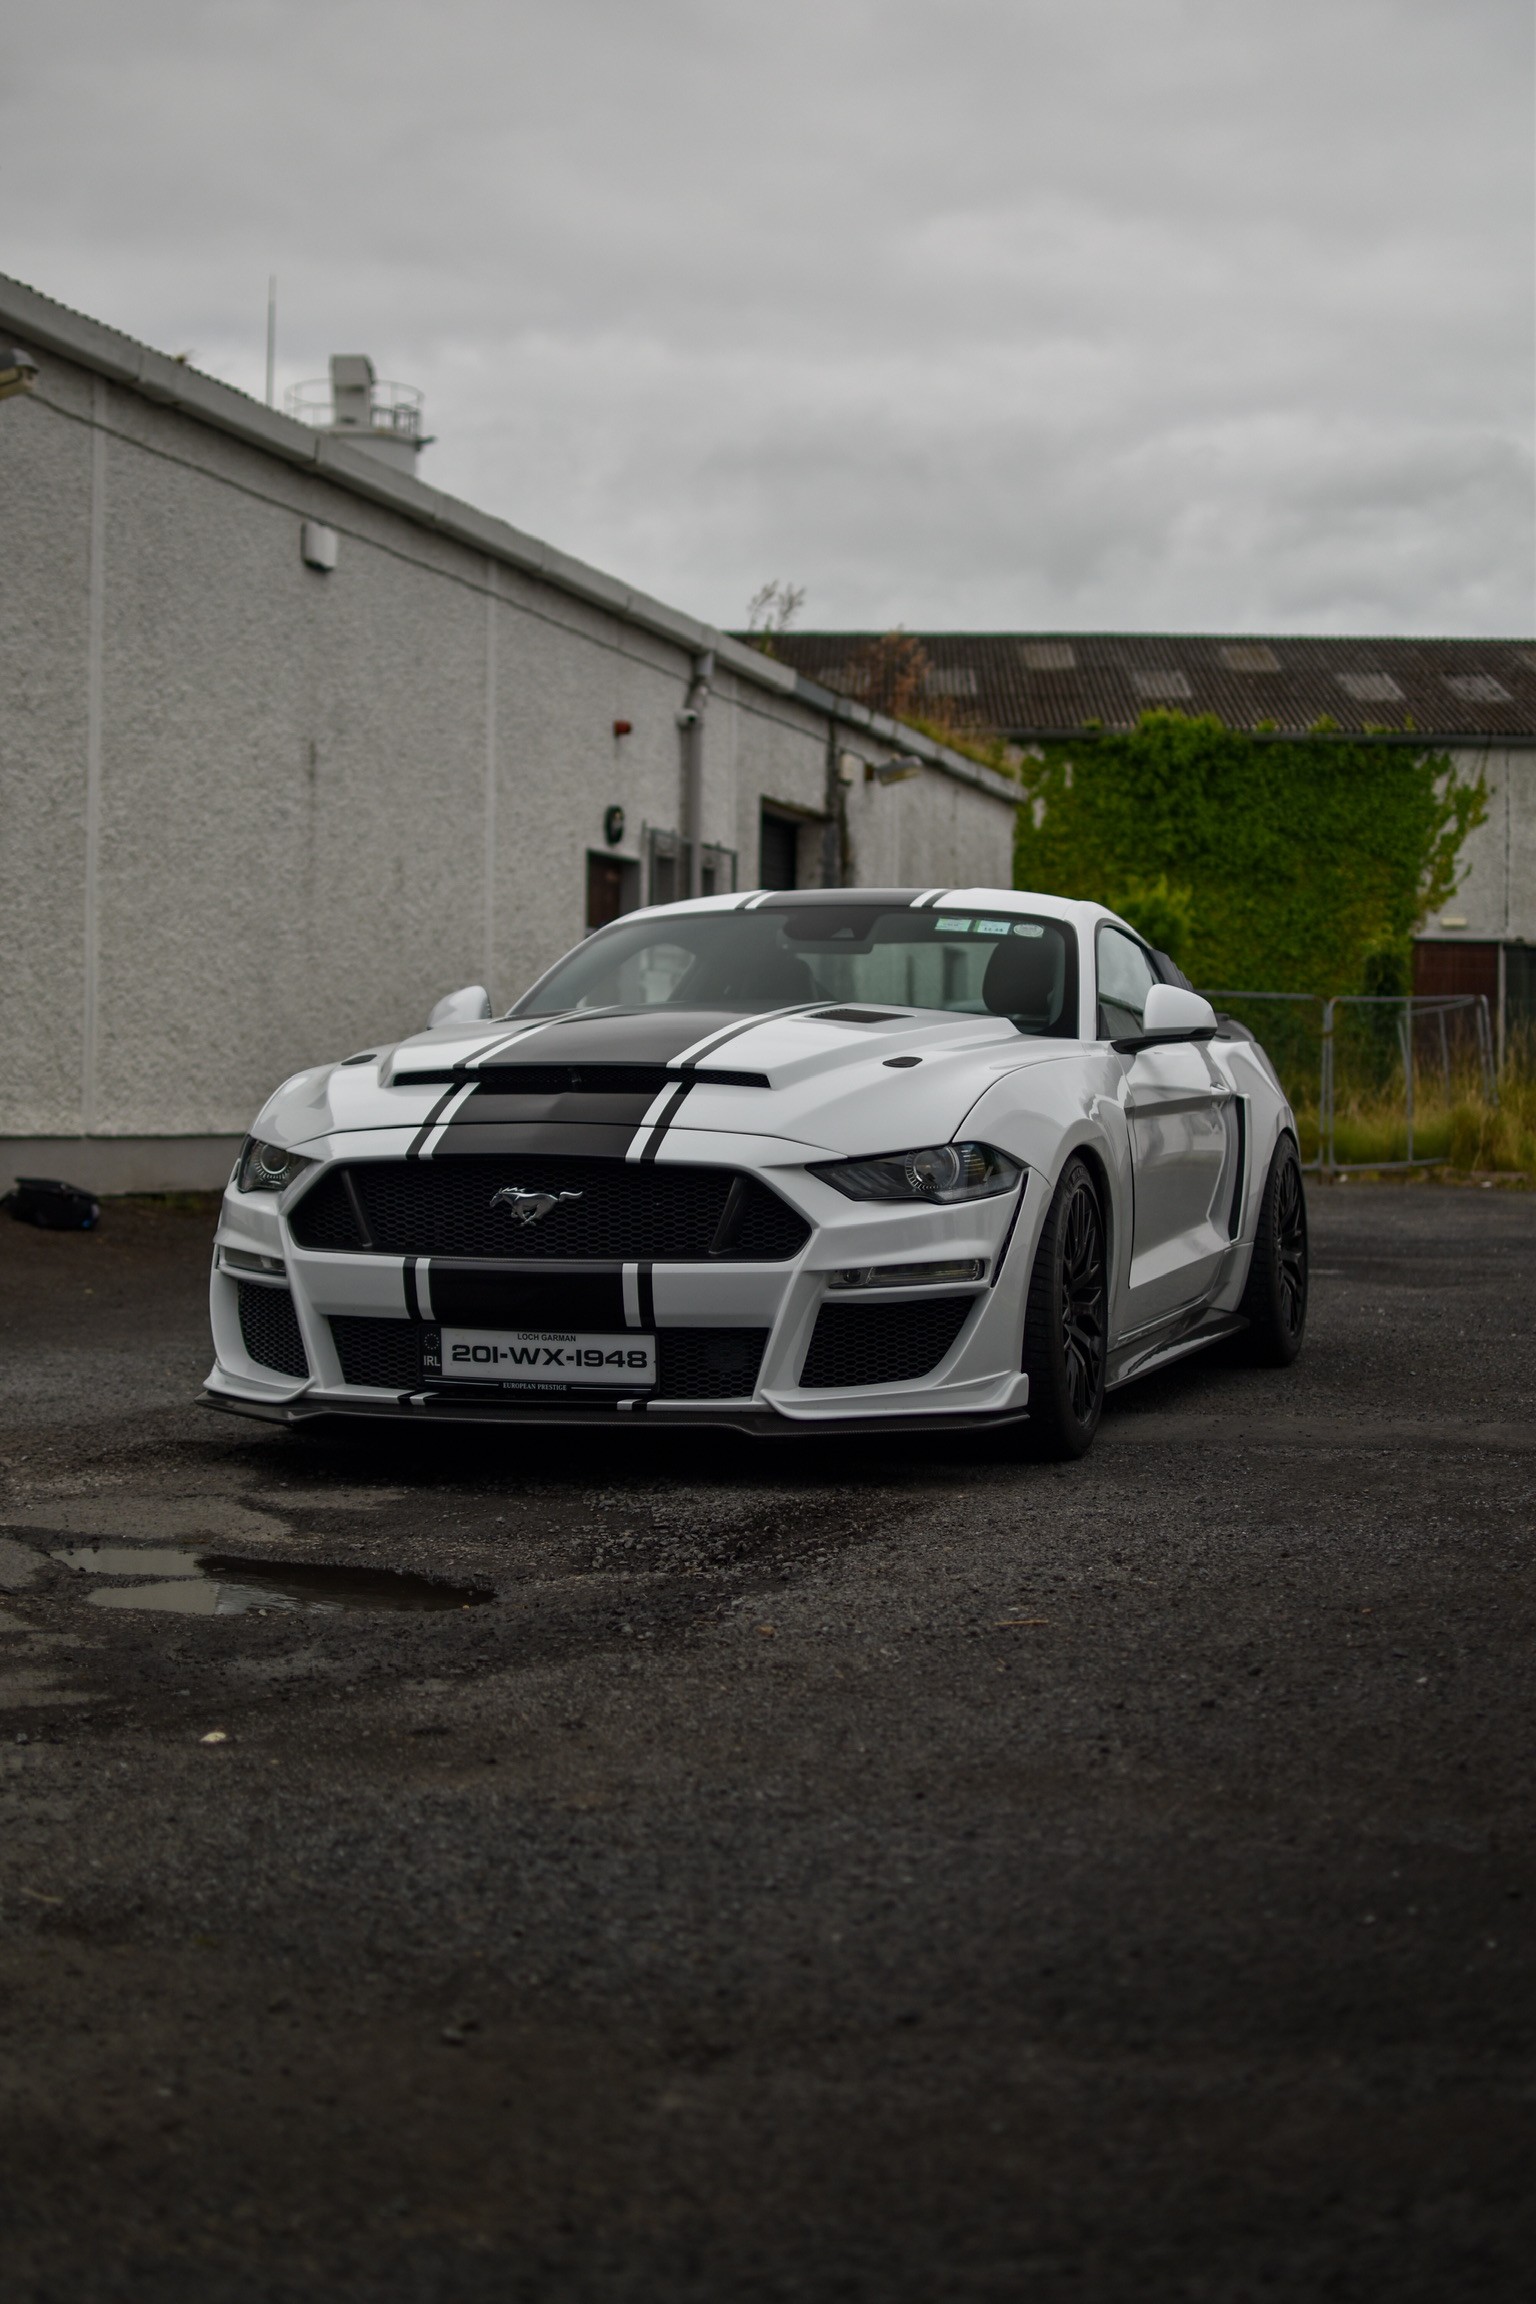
[204,888,1307,1457]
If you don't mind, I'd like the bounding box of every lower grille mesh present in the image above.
[799,1295,974,1389]
[328,1319,768,1402]
[655,1329,768,1400]
[237,1282,308,1378]
[329,1316,419,1391]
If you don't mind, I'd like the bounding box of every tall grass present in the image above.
[1223,1004,1536,1175]
[1294,1080,1536,1173]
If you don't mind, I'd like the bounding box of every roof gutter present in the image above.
[1001,724,1534,751]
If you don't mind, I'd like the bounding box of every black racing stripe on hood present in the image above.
[492,1010,751,1068]
[635,1078,694,1162]
[427,1121,641,1161]
[407,1084,466,1159]
[415,1013,782,1153]
[389,1068,771,1119]
[450,1089,661,1128]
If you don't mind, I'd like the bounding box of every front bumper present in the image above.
[204,1129,1040,1435]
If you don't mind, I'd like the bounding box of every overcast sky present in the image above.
[3,0,1531,635]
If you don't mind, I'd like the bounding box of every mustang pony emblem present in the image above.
[488,1185,584,1227]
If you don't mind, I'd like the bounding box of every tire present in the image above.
[1235,1138,1308,1366]
[1019,1155,1107,1460]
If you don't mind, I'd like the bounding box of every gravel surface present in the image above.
[0,1184,1532,2301]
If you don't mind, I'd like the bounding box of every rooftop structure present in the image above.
[285,355,428,476]
[762,631,1536,746]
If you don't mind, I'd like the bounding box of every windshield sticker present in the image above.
[938,915,1035,938]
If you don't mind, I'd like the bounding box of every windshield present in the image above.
[517,905,1080,1035]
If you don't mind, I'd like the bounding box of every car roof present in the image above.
[629,887,1128,934]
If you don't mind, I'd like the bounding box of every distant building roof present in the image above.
[757,632,1536,745]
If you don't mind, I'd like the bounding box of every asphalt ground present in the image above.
[0,1182,1532,2303]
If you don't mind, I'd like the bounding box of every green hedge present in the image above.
[1012,711,1485,994]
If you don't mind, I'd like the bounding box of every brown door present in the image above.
[1413,940,1498,1001]
[586,853,628,931]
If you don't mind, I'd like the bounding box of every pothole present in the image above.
[52,1546,494,1616]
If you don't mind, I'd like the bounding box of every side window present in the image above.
[1096,926,1158,1039]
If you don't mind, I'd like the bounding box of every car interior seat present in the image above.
[982,934,1066,1033]
[686,943,818,1008]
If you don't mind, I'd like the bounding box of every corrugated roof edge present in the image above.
[0,272,1016,809]
[762,629,1536,747]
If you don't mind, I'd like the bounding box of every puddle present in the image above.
[56,1547,205,1580]
[52,1546,493,1617]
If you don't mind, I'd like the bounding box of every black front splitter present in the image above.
[198,1390,1030,1442]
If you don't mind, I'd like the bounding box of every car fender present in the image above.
[960,1054,1132,1306]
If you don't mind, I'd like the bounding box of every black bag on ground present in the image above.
[2,1177,101,1230]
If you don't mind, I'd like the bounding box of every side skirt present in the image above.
[1106,1307,1247,1391]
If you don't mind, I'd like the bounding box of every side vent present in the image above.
[237,1283,308,1378]
[800,1297,973,1389]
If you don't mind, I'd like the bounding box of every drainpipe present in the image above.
[821,726,845,888]
[678,650,714,896]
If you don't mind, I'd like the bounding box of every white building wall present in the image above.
[1416,746,1536,944]
[0,311,1018,1188]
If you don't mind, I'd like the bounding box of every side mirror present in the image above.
[1113,982,1218,1054]
[427,983,493,1031]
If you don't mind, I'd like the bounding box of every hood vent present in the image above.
[391,1064,770,1094]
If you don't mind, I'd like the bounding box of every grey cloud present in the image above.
[1,0,1529,632]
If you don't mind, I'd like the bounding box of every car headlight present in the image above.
[809,1141,1023,1204]
[236,1138,317,1195]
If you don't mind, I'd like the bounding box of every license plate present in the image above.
[424,1328,656,1389]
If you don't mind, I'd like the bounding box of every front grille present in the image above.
[292,1157,809,1263]
[799,1295,974,1389]
[328,1318,767,1401]
[238,1282,308,1378]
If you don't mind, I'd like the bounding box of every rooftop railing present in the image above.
[284,380,425,438]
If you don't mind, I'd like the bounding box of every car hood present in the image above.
[251,1004,1081,1161]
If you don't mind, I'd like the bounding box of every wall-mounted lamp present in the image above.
[300,520,338,572]
[0,346,38,402]
[613,718,633,738]
[604,805,626,845]
[869,754,923,785]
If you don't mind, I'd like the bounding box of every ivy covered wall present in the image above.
[1012,712,1485,995]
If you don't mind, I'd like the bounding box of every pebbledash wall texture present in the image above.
[0,277,1018,1192]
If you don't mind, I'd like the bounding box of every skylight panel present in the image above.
[1020,642,1076,671]
[1443,672,1511,706]
[1219,644,1280,673]
[923,668,978,698]
[1131,668,1193,700]
[1336,672,1403,704]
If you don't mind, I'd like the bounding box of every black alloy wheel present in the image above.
[1235,1137,1308,1365]
[1019,1155,1107,1460]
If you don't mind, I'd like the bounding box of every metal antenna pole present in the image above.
[265,276,277,408]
